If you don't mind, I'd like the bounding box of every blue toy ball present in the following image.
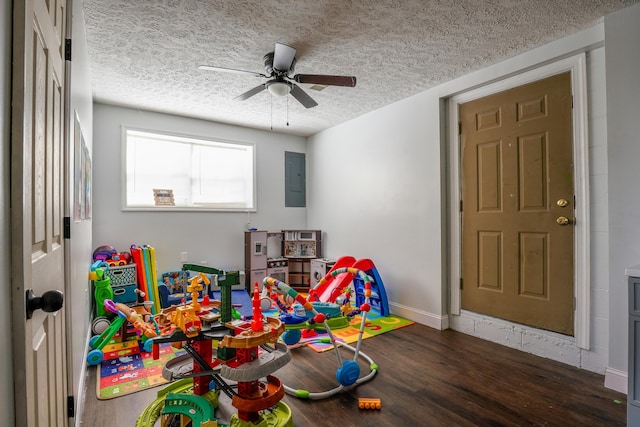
[282,329,302,346]
[336,360,360,386]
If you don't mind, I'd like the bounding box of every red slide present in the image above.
[313,255,355,302]
[314,257,377,302]
[324,258,376,302]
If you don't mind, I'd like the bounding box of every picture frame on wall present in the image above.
[73,111,92,221]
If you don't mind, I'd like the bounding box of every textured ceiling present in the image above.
[82,0,639,137]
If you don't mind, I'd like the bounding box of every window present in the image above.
[124,128,255,211]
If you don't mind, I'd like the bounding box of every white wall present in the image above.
[67,0,94,423]
[307,89,445,327]
[92,104,307,274]
[1,0,14,424]
[308,23,617,375]
[605,2,640,381]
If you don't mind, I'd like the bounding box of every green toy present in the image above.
[92,267,114,317]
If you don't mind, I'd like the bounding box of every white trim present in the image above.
[604,367,628,394]
[447,54,591,349]
[571,55,591,351]
[72,328,93,427]
[389,302,448,330]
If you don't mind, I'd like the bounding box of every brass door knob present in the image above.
[556,216,571,226]
[557,198,569,207]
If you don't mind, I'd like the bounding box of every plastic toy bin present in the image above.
[112,284,138,304]
[105,264,137,287]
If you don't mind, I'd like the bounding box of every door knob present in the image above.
[557,198,569,207]
[556,216,571,226]
[26,289,64,319]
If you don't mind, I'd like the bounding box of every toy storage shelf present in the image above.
[282,230,321,292]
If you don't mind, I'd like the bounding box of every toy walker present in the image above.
[261,266,379,399]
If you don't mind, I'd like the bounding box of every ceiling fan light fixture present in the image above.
[266,81,291,97]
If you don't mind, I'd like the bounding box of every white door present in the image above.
[11,0,68,425]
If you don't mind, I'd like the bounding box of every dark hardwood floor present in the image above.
[79,323,626,427]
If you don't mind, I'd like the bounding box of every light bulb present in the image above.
[266,81,291,97]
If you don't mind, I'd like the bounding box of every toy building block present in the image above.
[358,397,381,410]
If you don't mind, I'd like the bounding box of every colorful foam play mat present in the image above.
[96,310,413,398]
[301,311,415,352]
[96,339,185,400]
[262,306,415,353]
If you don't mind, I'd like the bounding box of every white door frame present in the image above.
[447,54,591,349]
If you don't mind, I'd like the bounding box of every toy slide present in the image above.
[314,257,390,316]
[313,256,356,302]
[352,259,390,316]
[335,258,380,302]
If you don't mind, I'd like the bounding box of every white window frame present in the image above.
[121,127,257,212]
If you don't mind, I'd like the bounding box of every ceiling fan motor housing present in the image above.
[263,52,295,76]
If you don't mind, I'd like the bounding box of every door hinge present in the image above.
[64,216,71,239]
[65,38,72,61]
[67,395,75,418]
[458,121,462,135]
[459,200,463,212]
[460,277,463,290]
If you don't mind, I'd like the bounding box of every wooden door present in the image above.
[11,0,68,425]
[460,72,574,335]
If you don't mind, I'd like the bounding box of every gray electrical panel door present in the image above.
[285,151,306,207]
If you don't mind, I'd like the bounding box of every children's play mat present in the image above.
[293,311,414,352]
[96,339,185,399]
[96,310,413,399]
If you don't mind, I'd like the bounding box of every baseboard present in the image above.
[388,302,448,330]
[73,327,93,426]
[604,367,627,394]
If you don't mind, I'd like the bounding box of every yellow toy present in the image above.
[358,397,381,410]
[187,272,210,312]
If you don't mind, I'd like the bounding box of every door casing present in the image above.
[447,54,591,349]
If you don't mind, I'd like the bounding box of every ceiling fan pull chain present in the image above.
[286,95,289,126]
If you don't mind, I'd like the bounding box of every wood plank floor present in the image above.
[79,323,626,426]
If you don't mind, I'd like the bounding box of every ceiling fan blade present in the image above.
[199,65,267,78]
[293,74,357,87]
[290,84,318,109]
[235,84,267,101]
[273,43,297,72]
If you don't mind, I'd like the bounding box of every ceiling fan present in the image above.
[198,43,356,108]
